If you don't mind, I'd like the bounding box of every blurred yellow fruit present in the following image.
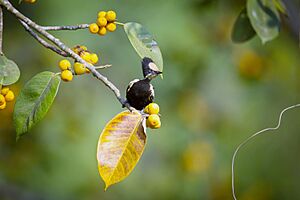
[98,27,107,36]
[98,11,107,18]
[80,51,92,63]
[90,53,99,64]
[89,23,99,34]
[182,141,214,175]
[106,11,116,21]
[80,45,88,51]
[74,62,86,75]
[97,17,107,27]
[238,50,264,80]
[0,100,6,110]
[1,87,10,96]
[5,91,15,102]
[146,114,161,129]
[59,59,71,70]
[0,94,5,105]
[106,23,116,32]
[61,70,73,82]
[72,46,80,54]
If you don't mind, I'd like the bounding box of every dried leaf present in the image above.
[97,111,147,190]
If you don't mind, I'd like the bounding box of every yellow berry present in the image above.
[98,11,107,18]
[0,94,5,105]
[80,51,92,63]
[59,59,71,70]
[61,70,73,82]
[106,11,116,22]
[5,90,15,102]
[106,23,117,32]
[74,62,86,75]
[1,87,10,95]
[98,27,107,36]
[97,17,107,27]
[89,23,99,34]
[72,46,80,54]
[146,114,161,129]
[144,106,149,114]
[0,100,6,110]
[145,103,160,114]
[80,45,88,51]
[90,53,99,64]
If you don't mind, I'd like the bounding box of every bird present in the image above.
[126,57,162,110]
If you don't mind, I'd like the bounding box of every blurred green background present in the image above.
[1,0,300,199]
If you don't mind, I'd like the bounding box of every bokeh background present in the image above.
[1,0,300,199]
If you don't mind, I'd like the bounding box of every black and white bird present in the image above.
[126,57,162,110]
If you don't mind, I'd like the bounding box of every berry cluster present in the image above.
[144,103,161,129]
[73,45,99,65]
[89,11,117,36]
[58,46,100,82]
[0,87,15,110]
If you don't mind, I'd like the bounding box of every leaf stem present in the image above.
[94,64,111,69]
[115,21,125,26]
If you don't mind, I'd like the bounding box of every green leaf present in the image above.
[13,71,61,139]
[231,8,256,43]
[247,0,280,44]
[0,55,21,85]
[273,0,287,15]
[124,22,163,73]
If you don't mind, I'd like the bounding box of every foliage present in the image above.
[231,0,285,44]
[13,71,61,139]
[124,22,163,73]
[97,111,146,190]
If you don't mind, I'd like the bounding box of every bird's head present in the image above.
[142,57,162,80]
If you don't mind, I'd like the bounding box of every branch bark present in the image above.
[0,0,133,111]
[20,20,69,57]
[41,24,89,31]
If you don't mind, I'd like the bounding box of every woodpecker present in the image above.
[126,57,162,110]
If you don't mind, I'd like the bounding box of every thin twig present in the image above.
[95,64,111,69]
[231,104,300,200]
[0,0,132,111]
[41,24,89,31]
[115,21,125,26]
[19,20,69,57]
[0,6,3,55]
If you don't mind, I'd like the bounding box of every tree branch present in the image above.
[0,0,133,111]
[20,20,69,57]
[41,24,89,31]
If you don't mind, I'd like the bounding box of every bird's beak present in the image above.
[146,71,162,80]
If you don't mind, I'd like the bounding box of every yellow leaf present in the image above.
[97,111,147,190]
